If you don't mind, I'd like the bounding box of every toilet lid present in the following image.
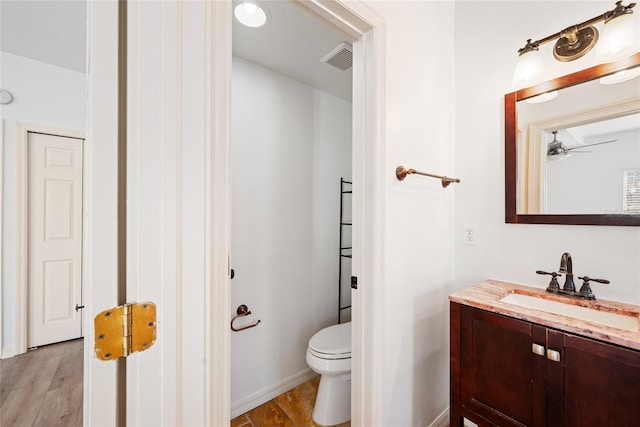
[308,322,351,357]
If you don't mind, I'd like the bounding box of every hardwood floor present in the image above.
[0,339,83,427]
[2,341,349,427]
[231,376,350,427]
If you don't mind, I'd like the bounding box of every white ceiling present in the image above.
[1,0,87,73]
[232,1,354,101]
[0,0,353,100]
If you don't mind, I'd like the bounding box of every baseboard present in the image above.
[429,406,450,427]
[230,368,318,419]
[1,346,16,359]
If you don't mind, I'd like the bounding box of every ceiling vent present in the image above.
[321,42,353,71]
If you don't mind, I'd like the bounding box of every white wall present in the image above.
[230,56,351,412]
[361,1,456,425]
[356,2,640,425]
[0,51,86,355]
[454,0,640,304]
[312,89,353,326]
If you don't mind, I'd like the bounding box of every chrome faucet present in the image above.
[558,252,576,292]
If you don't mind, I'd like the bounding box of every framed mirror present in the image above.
[505,52,640,226]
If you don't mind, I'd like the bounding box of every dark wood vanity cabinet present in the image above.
[450,302,640,427]
[551,331,640,426]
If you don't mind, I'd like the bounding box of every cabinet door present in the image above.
[547,331,640,427]
[460,306,547,426]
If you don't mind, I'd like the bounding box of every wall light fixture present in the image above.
[512,1,639,89]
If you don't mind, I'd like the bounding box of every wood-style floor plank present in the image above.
[230,413,252,427]
[273,376,320,426]
[49,339,83,391]
[0,339,83,427]
[33,382,83,427]
[0,350,33,406]
[0,380,50,427]
[14,343,65,390]
[245,400,295,427]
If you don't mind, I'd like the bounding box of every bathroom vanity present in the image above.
[450,280,640,427]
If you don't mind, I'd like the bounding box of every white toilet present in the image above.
[306,321,351,426]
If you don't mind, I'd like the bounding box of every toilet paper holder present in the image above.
[231,304,261,332]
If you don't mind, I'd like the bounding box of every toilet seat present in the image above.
[308,322,351,360]
[308,347,351,360]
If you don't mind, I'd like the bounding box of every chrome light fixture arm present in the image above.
[516,1,636,61]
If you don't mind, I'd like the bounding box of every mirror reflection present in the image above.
[516,69,640,215]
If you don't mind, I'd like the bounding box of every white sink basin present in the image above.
[500,293,640,332]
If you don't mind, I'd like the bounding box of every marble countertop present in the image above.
[449,280,640,351]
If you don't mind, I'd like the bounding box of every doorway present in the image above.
[224,1,385,425]
[230,0,355,418]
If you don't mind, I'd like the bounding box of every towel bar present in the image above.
[396,166,460,188]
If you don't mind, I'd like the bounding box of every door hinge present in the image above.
[94,302,157,361]
[351,276,358,290]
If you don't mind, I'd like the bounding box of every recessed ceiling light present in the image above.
[234,1,270,28]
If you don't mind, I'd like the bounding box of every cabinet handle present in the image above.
[532,343,545,356]
[547,349,561,362]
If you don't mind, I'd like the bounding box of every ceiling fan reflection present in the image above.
[547,130,618,160]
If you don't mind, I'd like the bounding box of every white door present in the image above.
[28,132,84,348]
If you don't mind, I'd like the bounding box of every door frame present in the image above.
[0,118,3,355]
[15,122,85,355]
[212,1,386,425]
[83,1,120,423]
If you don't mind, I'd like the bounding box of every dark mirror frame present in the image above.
[505,52,640,226]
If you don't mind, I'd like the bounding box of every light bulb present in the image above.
[242,3,258,15]
[595,13,640,63]
[512,49,547,90]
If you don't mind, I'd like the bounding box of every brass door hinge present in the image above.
[94,302,157,361]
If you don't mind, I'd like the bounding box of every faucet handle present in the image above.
[536,270,561,276]
[537,270,562,291]
[577,276,609,300]
[578,276,610,285]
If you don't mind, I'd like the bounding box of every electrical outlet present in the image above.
[464,225,477,245]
